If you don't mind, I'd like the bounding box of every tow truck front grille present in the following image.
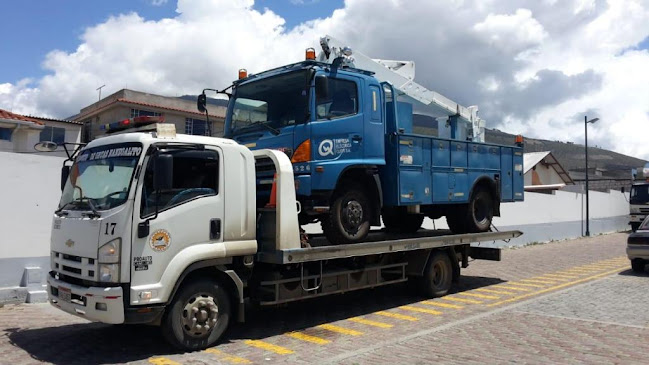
[52,251,98,281]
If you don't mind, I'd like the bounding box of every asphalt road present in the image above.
[1,232,647,364]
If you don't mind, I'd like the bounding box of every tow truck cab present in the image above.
[47,125,257,326]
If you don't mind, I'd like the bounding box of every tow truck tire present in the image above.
[631,259,646,273]
[322,184,371,244]
[421,251,453,297]
[162,280,231,351]
[382,207,424,233]
[464,188,494,233]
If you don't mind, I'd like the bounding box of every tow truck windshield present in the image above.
[58,142,143,212]
[630,184,649,205]
[228,70,309,137]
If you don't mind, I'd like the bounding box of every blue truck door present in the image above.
[365,84,384,161]
[311,75,364,165]
[500,148,513,201]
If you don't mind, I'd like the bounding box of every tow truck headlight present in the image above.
[99,264,119,282]
[98,238,121,264]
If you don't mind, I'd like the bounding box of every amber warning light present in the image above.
[238,69,248,79]
[306,48,316,60]
[515,135,524,146]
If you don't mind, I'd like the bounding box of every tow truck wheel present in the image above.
[162,280,231,350]
[464,188,494,233]
[382,207,424,234]
[631,259,646,273]
[322,184,371,244]
[421,251,453,297]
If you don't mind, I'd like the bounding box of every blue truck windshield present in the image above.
[59,142,143,211]
[229,70,309,136]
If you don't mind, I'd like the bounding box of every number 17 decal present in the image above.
[105,223,117,235]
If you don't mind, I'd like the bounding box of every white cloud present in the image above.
[0,0,648,161]
[150,0,168,6]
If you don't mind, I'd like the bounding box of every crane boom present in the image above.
[316,35,485,142]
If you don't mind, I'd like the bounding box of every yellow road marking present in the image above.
[421,300,464,309]
[348,317,393,328]
[507,282,546,288]
[562,268,599,273]
[318,324,363,336]
[456,292,499,300]
[149,358,181,365]
[244,340,294,355]
[497,285,531,292]
[374,311,418,321]
[400,305,442,315]
[474,288,516,295]
[441,297,482,304]
[520,279,560,285]
[488,265,627,307]
[539,274,576,280]
[204,349,252,364]
[286,332,330,345]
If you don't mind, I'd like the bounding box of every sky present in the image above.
[1,0,648,160]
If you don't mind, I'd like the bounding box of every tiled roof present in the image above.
[0,108,43,125]
[27,115,82,125]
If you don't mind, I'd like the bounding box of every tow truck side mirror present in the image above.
[197,93,207,113]
[154,154,174,191]
[315,75,328,99]
[61,165,70,191]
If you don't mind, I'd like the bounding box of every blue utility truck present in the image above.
[199,36,524,244]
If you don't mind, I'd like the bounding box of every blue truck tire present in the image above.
[321,183,372,244]
[382,206,424,234]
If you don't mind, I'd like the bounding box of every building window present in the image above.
[185,118,212,136]
[0,127,12,141]
[131,109,161,118]
[39,126,66,144]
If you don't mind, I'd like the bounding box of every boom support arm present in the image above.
[317,35,485,142]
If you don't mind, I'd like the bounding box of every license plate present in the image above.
[58,287,72,303]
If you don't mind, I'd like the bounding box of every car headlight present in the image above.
[98,238,121,264]
[99,264,120,282]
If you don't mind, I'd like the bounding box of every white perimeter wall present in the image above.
[0,152,65,259]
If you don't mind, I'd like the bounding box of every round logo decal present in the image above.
[318,139,334,156]
[149,229,171,252]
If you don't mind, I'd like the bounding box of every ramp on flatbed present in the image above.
[257,229,522,264]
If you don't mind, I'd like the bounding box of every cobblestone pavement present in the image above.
[1,232,646,364]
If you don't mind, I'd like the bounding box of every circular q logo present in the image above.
[318,139,334,156]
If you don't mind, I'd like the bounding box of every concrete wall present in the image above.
[0,152,64,303]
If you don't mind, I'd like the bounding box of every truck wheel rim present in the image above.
[342,200,363,233]
[474,196,490,225]
[432,261,447,287]
[182,293,219,338]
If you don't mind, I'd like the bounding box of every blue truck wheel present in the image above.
[321,184,371,244]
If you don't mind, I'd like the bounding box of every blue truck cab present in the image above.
[221,59,524,244]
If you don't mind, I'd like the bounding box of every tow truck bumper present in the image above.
[629,214,646,223]
[627,244,649,261]
[47,272,124,324]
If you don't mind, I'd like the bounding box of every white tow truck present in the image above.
[42,122,521,350]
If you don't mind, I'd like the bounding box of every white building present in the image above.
[523,151,574,192]
[0,108,82,155]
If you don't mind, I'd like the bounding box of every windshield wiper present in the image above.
[55,197,100,218]
[234,121,280,135]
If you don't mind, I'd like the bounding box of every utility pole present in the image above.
[584,116,599,237]
[96,84,106,102]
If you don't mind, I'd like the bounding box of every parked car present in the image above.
[627,215,649,273]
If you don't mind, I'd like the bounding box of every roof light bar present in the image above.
[100,115,165,132]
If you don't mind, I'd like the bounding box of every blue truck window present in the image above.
[316,78,358,120]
